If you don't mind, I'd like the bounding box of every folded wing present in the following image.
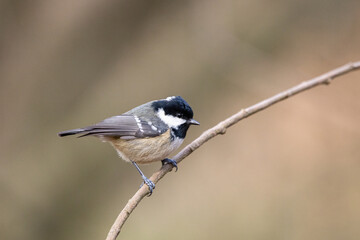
[58,115,163,139]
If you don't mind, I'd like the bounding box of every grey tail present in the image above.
[58,128,85,137]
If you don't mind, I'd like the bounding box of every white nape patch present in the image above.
[134,115,144,132]
[147,121,158,131]
[165,96,176,101]
[157,108,186,129]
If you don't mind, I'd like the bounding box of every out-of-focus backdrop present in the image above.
[1,1,360,239]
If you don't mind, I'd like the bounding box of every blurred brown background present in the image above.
[1,0,360,239]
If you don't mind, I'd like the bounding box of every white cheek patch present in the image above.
[157,108,186,129]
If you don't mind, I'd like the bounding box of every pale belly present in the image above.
[103,130,183,164]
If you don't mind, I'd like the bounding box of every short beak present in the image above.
[188,119,200,125]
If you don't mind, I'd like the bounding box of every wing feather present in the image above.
[72,114,163,138]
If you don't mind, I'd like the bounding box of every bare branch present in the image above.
[106,61,360,240]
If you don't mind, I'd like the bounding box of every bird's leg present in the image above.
[131,161,155,196]
[161,158,178,172]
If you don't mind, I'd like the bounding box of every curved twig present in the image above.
[106,61,360,240]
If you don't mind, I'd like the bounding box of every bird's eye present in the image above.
[176,113,184,118]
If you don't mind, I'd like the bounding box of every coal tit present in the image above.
[58,96,199,195]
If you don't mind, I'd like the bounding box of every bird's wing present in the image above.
[59,114,165,139]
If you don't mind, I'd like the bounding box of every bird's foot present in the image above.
[140,176,155,196]
[162,158,178,172]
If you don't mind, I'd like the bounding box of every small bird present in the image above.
[58,96,199,195]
